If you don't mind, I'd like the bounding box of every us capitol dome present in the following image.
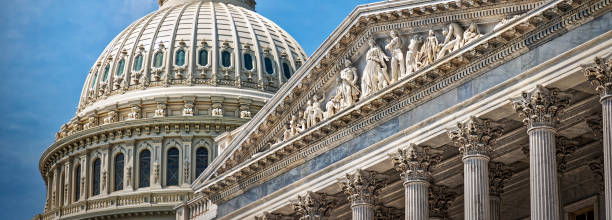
[35,0,306,219]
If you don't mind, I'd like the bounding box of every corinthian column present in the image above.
[339,169,387,220]
[391,144,441,220]
[428,185,457,220]
[291,191,337,220]
[448,116,503,220]
[513,85,571,220]
[489,162,512,220]
[584,55,612,220]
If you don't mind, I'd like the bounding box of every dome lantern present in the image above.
[158,0,256,10]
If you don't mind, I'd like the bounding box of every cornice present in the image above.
[193,0,610,204]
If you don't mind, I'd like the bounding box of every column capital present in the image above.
[339,169,388,205]
[429,185,457,219]
[255,212,295,220]
[512,85,571,130]
[588,157,604,192]
[556,136,578,174]
[586,113,603,137]
[583,55,612,100]
[291,191,337,219]
[374,205,403,220]
[391,144,441,182]
[489,162,513,197]
[448,116,503,157]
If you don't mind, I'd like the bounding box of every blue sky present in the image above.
[0,0,378,219]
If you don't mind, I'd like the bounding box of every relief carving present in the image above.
[362,39,390,98]
[154,103,166,118]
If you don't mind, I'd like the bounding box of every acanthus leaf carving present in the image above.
[512,85,571,129]
[448,116,503,156]
[338,169,388,205]
[291,191,337,220]
[391,144,441,182]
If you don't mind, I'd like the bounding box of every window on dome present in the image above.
[195,147,209,178]
[102,65,110,82]
[133,54,143,71]
[175,49,186,66]
[282,62,292,79]
[221,51,231,67]
[198,49,208,66]
[90,72,98,89]
[153,52,164,68]
[139,150,151,188]
[166,148,179,186]
[74,165,81,201]
[92,158,101,196]
[243,53,254,71]
[114,153,124,191]
[264,57,274,74]
[116,59,125,76]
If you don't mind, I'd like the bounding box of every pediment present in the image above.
[192,0,592,202]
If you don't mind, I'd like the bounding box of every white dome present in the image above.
[77,0,307,115]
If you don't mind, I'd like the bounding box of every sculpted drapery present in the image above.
[362,39,390,98]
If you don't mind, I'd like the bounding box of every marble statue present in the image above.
[437,23,464,59]
[404,35,422,78]
[385,30,405,83]
[283,124,292,141]
[462,23,482,46]
[324,94,340,119]
[240,105,252,119]
[420,30,439,66]
[183,102,194,116]
[304,100,314,129]
[154,103,166,118]
[212,103,223,117]
[494,15,519,30]
[362,39,390,98]
[311,96,325,126]
[337,59,360,110]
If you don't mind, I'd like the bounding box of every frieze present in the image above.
[195,0,609,204]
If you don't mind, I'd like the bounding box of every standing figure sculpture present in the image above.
[420,30,440,66]
[437,23,464,59]
[404,35,422,78]
[324,95,340,119]
[338,59,360,110]
[311,96,325,126]
[362,39,389,98]
[462,23,482,46]
[304,100,315,129]
[385,30,405,83]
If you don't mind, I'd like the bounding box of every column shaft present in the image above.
[603,97,612,220]
[529,127,560,220]
[352,203,374,220]
[490,196,501,220]
[404,180,429,220]
[463,155,490,220]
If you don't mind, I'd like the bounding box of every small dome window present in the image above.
[244,53,254,71]
[92,158,101,196]
[282,62,292,79]
[221,51,231,68]
[175,49,186,66]
[153,52,164,68]
[116,59,125,76]
[90,72,98,88]
[133,54,143,71]
[74,164,81,201]
[264,57,274,74]
[102,65,110,82]
[198,49,208,66]
[114,153,124,191]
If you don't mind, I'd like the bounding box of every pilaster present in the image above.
[391,144,441,220]
[583,55,612,220]
[488,162,512,220]
[291,191,337,220]
[513,85,571,220]
[449,116,502,220]
[428,185,456,220]
[339,169,387,220]
[80,154,89,201]
[125,141,136,191]
[63,161,72,206]
[182,137,193,186]
[152,137,163,189]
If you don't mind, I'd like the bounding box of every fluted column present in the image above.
[489,162,512,220]
[449,116,503,220]
[291,191,337,220]
[513,85,571,220]
[339,169,387,220]
[584,55,612,220]
[391,144,441,220]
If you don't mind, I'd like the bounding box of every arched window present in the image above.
[153,52,164,68]
[116,59,125,76]
[221,51,231,67]
[243,53,254,70]
[102,65,110,82]
[198,49,208,66]
[90,72,98,89]
[264,57,274,74]
[133,54,143,71]
[139,150,151,188]
[282,63,292,79]
[92,158,101,196]
[114,153,124,191]
[195,147,209,177]
[175,49,186,66]
[166,148,179,186]
[74,165,81,201]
